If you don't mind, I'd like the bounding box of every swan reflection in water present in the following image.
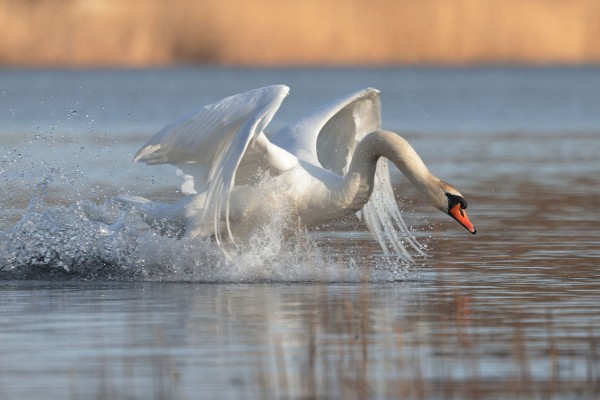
[118,85,476,261]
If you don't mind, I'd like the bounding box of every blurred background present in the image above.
[2,0,600,67]
[2,3,600,399]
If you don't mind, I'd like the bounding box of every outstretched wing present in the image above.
[271,87,425,262]
[134,85,293,247]
[269,87,381,174]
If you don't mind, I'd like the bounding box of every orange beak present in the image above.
[449,203,476,234]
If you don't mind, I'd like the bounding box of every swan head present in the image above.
[428,181,476,234]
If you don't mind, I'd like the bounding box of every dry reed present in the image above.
[1,0,600,67]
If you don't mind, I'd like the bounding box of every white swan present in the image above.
[120,85,475,261]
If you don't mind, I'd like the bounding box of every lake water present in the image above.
[1,67,599,399]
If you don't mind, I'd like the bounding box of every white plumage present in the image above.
[120,85,476,260]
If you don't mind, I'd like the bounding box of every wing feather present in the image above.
[272,87,425,261]
[269,87,381,172]
[134,85,290,247]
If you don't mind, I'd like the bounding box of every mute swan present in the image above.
[120,85,475,261]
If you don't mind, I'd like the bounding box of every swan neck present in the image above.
[338,130,436,210]
[369,130,434,191]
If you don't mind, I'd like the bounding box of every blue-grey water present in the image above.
[1,67,599,399]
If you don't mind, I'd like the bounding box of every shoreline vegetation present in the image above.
[1,0,600,68]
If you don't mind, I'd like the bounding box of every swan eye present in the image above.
[446,193,468,212]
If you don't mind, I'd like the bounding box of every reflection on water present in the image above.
[1,175,598,398]
[1,275,598,399]
[1,68,600,398]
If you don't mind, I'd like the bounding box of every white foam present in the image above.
[0,180,420,282]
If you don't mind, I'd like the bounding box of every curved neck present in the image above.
[334,130,437,211]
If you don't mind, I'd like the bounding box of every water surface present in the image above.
[1,67,599,399]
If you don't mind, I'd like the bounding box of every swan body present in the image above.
[122,85,475,260]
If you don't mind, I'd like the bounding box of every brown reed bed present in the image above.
[1,0,600,67]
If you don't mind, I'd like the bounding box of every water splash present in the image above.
[0,180,417,282]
